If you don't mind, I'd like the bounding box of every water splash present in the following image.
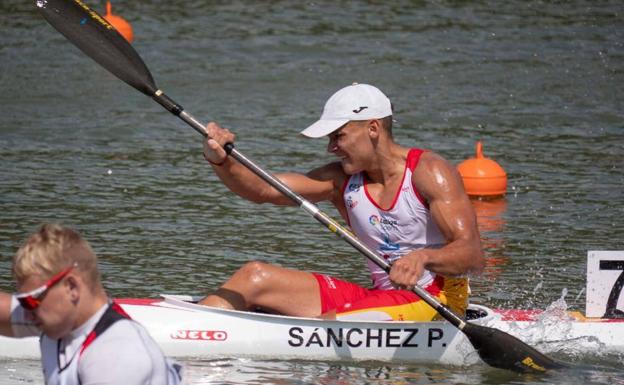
[510,288,577,353]
[575,287,585,302]
[537,288,571,323]
[487,289,618,362]
[36,0,48,8]
[453,334,483,367]
[532,281,543,295]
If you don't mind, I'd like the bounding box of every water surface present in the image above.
[1,1,622,384]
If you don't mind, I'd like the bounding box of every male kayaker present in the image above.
[200,83,485,321]
[0,223,182,385]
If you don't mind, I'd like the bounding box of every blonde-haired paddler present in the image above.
[0,223,182,385]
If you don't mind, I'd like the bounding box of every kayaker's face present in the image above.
[327,120,372,175]
[17,273,78,340]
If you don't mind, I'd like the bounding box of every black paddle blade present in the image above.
[463,322,566,372]
[36,0,157,96]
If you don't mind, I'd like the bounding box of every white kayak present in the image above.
[2,295,623,366]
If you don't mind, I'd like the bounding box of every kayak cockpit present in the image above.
[154,294,495,323]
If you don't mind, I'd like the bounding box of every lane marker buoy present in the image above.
[457,141,507,198]
[104,1,133,43]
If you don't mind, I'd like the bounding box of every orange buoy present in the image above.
[103,1,134,43]
[457,141,507,198]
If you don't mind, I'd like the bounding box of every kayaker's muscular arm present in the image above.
[0,291,15,336]
[203,122,344,205]
[390,152,485,287]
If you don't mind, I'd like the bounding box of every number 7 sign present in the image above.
[586,251,624,318]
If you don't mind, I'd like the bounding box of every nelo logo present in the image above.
[171,330,228,341]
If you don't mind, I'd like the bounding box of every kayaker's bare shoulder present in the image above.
[306,161,349,204]
[307,161,348,186]
[412,150,464,201]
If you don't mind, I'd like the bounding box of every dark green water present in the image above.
[1,1,622,383]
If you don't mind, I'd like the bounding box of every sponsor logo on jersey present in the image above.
[348,183,361,192]
[369,215,399,229]
[380,234,401,251]
[346,196,358,209]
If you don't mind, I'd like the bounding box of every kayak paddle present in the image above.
[37,0,565,373]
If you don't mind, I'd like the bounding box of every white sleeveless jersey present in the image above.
[343,148,445,290]
[10,298,182,385]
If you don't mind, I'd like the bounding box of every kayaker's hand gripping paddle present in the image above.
[36,0,565,373]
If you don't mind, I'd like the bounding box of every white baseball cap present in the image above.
[300,83,393,138]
